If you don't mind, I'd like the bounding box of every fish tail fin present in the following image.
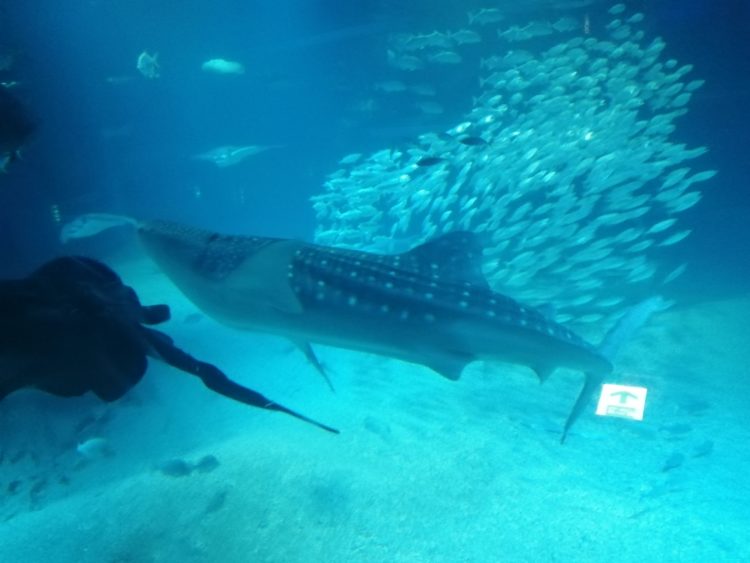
[598,295,672,362]
[562,296,672,443]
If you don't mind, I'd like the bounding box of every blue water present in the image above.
[1,1,748,561]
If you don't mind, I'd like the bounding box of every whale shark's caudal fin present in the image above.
[560,296,672,443]
[596,295,672,362]
[60,213,137,243]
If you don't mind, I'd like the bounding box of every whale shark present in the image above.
[61,214,666,441]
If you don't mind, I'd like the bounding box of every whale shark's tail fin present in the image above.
[60,213,137,244]
[561,296,672,443]
[596,295,672,362]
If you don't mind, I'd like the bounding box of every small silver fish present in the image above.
[76,437,113,460]
[201,58,245,75]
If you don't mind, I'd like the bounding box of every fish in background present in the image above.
[0,87,34,172]
[467,8,506,26]
[201,58,245,75]
[316,3,715,329]
[193,144,282,168]
[136,51,160,79]
[0,52,14,72]
[76,437,114,460]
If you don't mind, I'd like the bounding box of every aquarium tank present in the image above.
[0,1,748,561]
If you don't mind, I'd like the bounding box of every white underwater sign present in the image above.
[596,383,648,421]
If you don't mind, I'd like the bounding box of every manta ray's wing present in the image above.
[0,257,151,401]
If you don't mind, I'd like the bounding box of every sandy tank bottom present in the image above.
[0,259,747,563]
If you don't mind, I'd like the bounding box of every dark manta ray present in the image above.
[0,87,35,172]
[62,214,667,441]
[0,255,337,434]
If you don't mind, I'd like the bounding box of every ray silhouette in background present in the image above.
[0,86,34,172]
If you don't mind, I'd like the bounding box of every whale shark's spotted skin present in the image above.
[139,221,281,281]
[288,240,595,356]
[136,220,613,440]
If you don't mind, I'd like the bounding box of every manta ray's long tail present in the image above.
[60,213,138,243]
[144,327,338,434]
[561,295,672,443]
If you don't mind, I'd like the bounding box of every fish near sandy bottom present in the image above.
[129,219,648,442]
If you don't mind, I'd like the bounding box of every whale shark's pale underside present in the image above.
[62,215,664,441]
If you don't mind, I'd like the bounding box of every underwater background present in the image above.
[1,1,749,561]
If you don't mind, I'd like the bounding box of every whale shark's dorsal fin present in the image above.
[398,231,489,289]
[60,213,137,243]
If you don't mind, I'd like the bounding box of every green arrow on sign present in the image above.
[610,391,638,404]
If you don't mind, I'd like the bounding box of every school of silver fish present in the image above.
[311,3,715,329]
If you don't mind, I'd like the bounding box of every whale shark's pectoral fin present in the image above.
[220,241,336,392]
[144,328,338,434]
[425,352,472,381]
[293,340,335,392]
[532,363,555,384]
[227,239,305,315]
